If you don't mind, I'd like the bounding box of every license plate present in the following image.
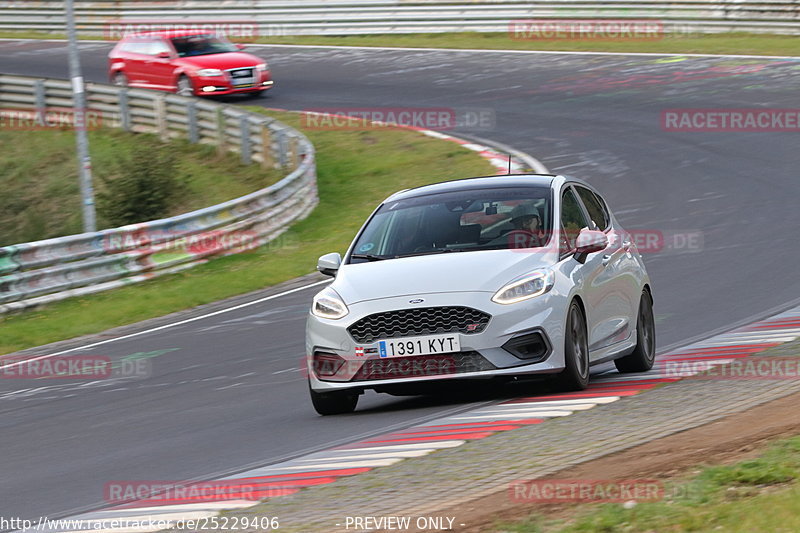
[378,334,460,358]
[233,82,255,88]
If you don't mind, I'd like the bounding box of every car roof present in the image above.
[387,174,558,201]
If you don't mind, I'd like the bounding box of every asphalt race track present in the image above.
[1,40,799,523]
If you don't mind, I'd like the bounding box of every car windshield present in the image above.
[171,34,238,57]
[350,186,552,262]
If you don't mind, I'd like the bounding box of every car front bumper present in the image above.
[192,72,273,95]
[306,291,568,392]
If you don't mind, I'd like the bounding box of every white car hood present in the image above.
[332,248,557,304]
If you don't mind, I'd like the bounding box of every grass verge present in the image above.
[497,340,800,533]
[500,437,800,532]
[0,128,282,245]
[251,31,800,57]
[1,31,799,57]
[0,109,494,355]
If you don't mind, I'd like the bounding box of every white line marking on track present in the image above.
[102,501,258,513]
[449,410,574,420]
[298,450,434,461]
[270,458,405,470]
[354,440,467,449]
[695,337,797,347]
[501,397,621,406]
[0,280,329,369]
[473,403,599,414]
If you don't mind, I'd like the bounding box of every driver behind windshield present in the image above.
[507,203,544,248]
[172,35,235,57]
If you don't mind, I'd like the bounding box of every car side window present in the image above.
[120,39,146,54]
[148,39,172,56]
[593,191,612,229]
[561,187,589,252]
[575,186,609,231]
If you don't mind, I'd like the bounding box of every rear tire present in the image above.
[614,290,656,373]
[309,382,358,415]
[555,301,590,391]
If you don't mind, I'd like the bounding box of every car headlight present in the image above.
[312,287,349,319]
[492,269,554,305]
[255,63,268,71]
[195,68,224,77]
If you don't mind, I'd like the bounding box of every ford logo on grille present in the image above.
[408,298,425,304]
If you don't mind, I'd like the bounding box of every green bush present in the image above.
[98,138,186,227]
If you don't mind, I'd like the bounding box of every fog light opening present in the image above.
[502,331,551,362]
[313,351,346,377]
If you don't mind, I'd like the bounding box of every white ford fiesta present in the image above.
[305,174,655,415]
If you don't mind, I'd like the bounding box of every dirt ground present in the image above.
[433,389,800,532]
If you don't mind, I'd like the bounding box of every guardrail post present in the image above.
[260,122,274,169]
[277,129,288,169]
[154,94,168,140]
[239,115,251,165]
[288,135,299,169]
[118,89,131,132]
[186,101,198,144]
[34,79,46,126]
[216,107,226,155]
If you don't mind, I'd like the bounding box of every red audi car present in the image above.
[108,30,274,97]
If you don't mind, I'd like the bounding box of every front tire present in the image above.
[614,290,656,373]
[176,75,194,97]
[112,71,127,87]
[309,382,358,415]
[555,301,590,391]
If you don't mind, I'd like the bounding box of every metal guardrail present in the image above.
[0,74,318,313]
[0,1,799,36]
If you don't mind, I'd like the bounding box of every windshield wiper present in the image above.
[350,253,391,261]
[395,248,468,258]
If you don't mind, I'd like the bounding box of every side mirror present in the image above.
[317,252,342,277]
[236,43,246,50]
[157,51,171,59]
[574,228,608,264]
